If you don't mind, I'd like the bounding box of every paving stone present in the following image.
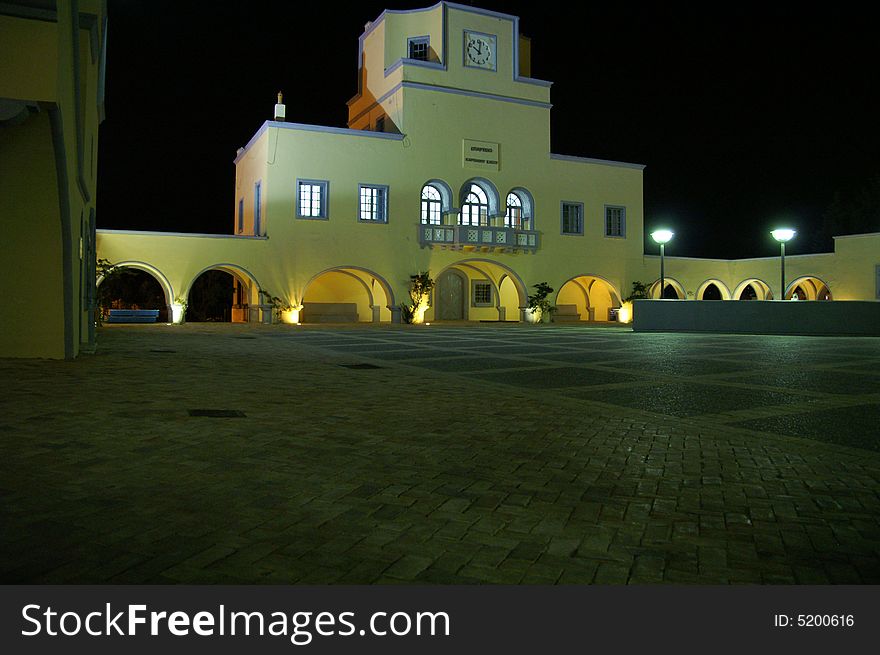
[1,323,879,585]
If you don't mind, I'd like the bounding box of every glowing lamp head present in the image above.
[771,228,796,243]
[651,229,674,245]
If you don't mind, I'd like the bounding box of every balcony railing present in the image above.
[418,224,539,253]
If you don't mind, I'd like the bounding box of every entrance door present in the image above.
[437,270,465,320]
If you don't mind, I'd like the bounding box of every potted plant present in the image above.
[526,282,555,323]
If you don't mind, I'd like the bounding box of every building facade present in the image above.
[95,2,880,331]
[1,0,107,358]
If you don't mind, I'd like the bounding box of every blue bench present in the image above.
[107,309,160,323]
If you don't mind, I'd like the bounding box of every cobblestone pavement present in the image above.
[2,323,879,584]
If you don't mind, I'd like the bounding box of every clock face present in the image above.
[464,31,496,70]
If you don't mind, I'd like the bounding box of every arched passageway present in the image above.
[734,278,773,300]
[301,267,394,323]
[555,275,623,322]
[786,276,832,301]
[696,279,730,300]
[96,263,173,322]
[184,264,261,322]
[649,278,686,299]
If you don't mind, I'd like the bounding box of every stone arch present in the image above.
[733,278,774,301]
[301,266,396,323]
[459,177,501,218]
[696,278,731,300]
[184,263,263,323]
[555,274,624,322]
[96,260,174,321]
[649,277,686,299]
[432,258,528,322]
[785,275,833,301]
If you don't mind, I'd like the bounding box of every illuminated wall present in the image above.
[95,3,880,330]
[0,2,106,358]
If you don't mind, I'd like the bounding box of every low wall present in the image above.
[632,300,880,336]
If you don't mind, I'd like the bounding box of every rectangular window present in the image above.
[472,281,493,307]
[297,179,329,219]
[605,205,626,237]
[375,115,385,132]
[408,36,429,61]
[561,202,583,235]
[254,182,262,235]
[237,198,244,233]
[358,184,388,223]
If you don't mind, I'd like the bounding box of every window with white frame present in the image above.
[561,202,583,235]
[297,179,328,219]
[408,36,429,61]
[421,184,442,225]
[472,281,493,306]
[459,184,489,226]
[358,184,388,222]
[605,205,626,237]
[505,192,523,229]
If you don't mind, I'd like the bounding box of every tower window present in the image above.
[408,36,430,61]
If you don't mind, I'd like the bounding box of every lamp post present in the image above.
[650,230,674,298]
[771,228,796,300]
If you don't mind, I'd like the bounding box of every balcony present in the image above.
[418,224,540,253]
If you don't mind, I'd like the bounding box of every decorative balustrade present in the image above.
[418,224,539,253]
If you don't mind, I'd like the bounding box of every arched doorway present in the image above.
[96,262,173,323]
[431,259,527,322]
[301,267,394,323]
[785,276,832,301]
[555,275,623,322]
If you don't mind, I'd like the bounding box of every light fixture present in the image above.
[650,230,674,298]
[771,228,796,299]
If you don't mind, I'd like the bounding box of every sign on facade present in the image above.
[462,139,500,171]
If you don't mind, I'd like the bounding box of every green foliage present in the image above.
[258,288,289,321]
[401,272,434,323]
[526,281,555,314]
[625,281,651,301]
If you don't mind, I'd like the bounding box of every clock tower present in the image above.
[346,2,551,153]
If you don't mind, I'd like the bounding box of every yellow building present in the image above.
[95,2,878,330]
[1,0,107,358]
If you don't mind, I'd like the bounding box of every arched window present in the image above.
[459,184,489,226]
[505,192,523,229]
[421,185,442,225]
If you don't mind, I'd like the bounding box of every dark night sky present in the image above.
[98,1,879,259]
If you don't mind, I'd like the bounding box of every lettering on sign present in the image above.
[462,139,500,171]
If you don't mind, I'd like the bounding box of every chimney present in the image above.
[274,91,286,122]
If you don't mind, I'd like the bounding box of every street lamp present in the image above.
[650,229,674,298]
[771,228,796,300]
